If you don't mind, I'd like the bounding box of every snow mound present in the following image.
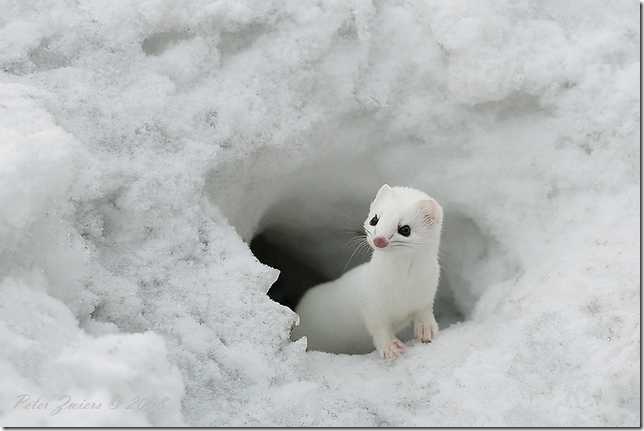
[0,0,639,426]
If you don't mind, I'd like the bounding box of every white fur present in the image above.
[291,185,443,359]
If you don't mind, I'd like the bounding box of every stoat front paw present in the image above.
[415,318,439,343]
[382,338,407,360]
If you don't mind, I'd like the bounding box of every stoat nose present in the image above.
[373,236,389,248]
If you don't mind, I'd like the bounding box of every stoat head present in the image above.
[364,184,443,252]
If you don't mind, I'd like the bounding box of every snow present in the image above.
[0,0,639,426]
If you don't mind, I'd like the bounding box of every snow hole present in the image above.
[207,146,521,352]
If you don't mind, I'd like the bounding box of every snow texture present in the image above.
[0,0,639,426]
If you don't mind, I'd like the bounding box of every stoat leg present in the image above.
[414,307,439,343]
[370,327,407,360]
[382,338,407,360]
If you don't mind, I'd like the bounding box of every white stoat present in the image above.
[291,184,443,359]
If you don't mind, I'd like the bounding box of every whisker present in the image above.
[342,241,365,273]
[344,235,368,249]
[389,241,426,247]
[360,240,372,256]
[337,226,368,236]
[346,236,365,243]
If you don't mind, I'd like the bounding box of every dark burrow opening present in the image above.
[249,212,469,332]
[250,230,328,311]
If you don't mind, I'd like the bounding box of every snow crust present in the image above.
[0,0,639,426]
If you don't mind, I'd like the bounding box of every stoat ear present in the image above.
[374,184,392,203]
[419,198,443,225]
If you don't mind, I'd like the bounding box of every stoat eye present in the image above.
[398,225,411,236]
[369,215,379,226]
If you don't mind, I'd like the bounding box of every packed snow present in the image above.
[0,0,639,426]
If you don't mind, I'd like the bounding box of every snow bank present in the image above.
[0,0,639,426]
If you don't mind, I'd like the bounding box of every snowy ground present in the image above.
[0,0,640,426]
